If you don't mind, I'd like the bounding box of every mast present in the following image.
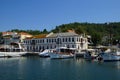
[107,22,112,47]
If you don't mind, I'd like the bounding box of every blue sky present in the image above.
[0,0,120,32]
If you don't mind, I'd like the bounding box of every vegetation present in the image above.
[52,22,120,45]
[0,32,2,38]
[9,29,49,35]
[2,22,120,45]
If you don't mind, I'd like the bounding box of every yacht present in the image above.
[0,42,27,57]
[83,49,98,60]
[97,48,120,61]
[49,47,76,59]
[39,49,52,57]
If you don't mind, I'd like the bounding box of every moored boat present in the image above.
[49,47,76,59]
[0,42,27,57]
[83,49,98,60]
[39,49,52,57]
[97,48,120,61]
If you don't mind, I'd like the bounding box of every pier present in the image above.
[22,52,39,57]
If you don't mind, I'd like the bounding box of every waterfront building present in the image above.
[24,31,88,53]
[18,32,33,42]
[1,32,32,44]
[2,32,19,44]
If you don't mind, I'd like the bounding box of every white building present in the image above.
[23,32,88,53]
[1,32,33,44]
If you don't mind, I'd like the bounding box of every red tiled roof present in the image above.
[19,32,31,35]
[2,32,13,36]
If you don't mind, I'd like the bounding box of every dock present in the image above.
[22,52,39,57]
[75,53,84,58]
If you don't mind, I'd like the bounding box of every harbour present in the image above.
[1,0,120,80]
[0,57,120,80]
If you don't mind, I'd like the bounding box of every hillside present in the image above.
[52,22,120,45]
[1,22,120,45]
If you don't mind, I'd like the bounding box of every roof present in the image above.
[2,32,15,36]
[19,32,32,35]
[33,34,47,38]
[46,32,78,38]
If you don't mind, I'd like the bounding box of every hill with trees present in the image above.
[52,22,120,45]
[1,22,120,45]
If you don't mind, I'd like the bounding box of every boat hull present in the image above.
[0,52,27,57]
[98,52,120,61]
[39,49,51,57]
[50,53,74,59]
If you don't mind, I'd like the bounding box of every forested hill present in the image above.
[52,22,120,45]
[1,22,120,45]
[52,22,120,37]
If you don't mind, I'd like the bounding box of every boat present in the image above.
[49,47,76,59]
[39,49,52,57]
[0,42,27,57]
[83,49,98,60]
[97,48,120,61]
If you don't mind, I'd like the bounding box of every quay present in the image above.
[75,53,84,58]
[22,52,39,57]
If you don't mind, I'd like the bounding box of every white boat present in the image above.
[39,49,52,57]
[0,42,27,57]
[97,48,120,61]
[49,47,76,59]
[83,49,98,60]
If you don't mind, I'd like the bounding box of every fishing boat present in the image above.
[49,47,76,59]
[0,42,27,57]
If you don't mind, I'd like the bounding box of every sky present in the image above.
[0,0,120,32]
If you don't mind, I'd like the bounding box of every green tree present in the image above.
[91,32,102,46]
[42,29,48,34]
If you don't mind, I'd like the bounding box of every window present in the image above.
[47,39,48,43]
[49,39,51,43]
[72,45,74,48]
[66,38,67,42]
[72,37,74,42]
[69,38,71,42]
[52,39,53,43]
[43,39,44,43]
[63,38,64,42]
[55,39,56,42]
[79,38,81,42]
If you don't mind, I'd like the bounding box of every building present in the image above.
[2,32,15,36]
[1,32,32,44]
[19,32,33,42]
[24,32,88,53]
[2,32,19,44]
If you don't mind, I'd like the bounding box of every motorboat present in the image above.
[49,47,76,59]
[83,49,98,60]
[39,49,52,57]
[0,42,27,57]
[97,48,120,61]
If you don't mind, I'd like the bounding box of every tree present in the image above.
[91,32,102,46]
[0,32,2,38]
[42,29,48,34]
[75,26,85,34]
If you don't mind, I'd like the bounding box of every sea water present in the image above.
[0,57,120,80]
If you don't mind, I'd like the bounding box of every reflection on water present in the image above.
[0,57,120,80]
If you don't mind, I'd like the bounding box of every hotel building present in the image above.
[23,32,88,53]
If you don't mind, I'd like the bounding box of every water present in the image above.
[0,57,120,80]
